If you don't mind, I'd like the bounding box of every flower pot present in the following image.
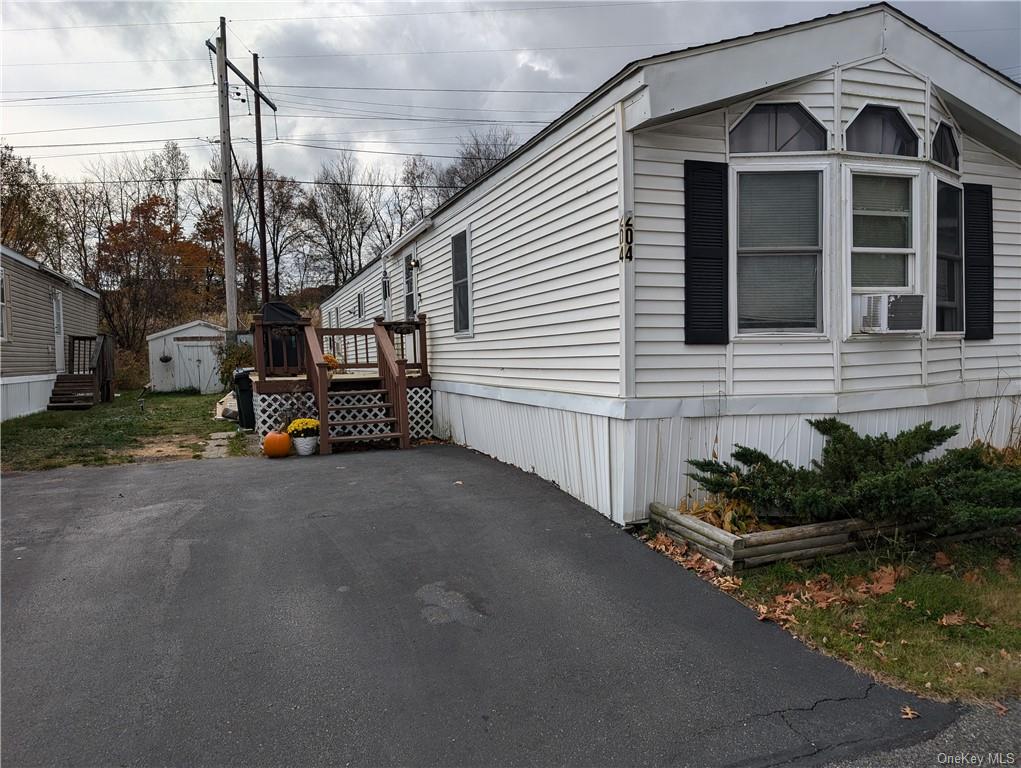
[293,436,319,456]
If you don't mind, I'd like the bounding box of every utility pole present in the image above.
[215,16,238,342]
[253,52,270,304]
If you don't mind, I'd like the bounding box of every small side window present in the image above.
[451,230,472,335]
[356,292,364,319]
[932,123,960,171]
[0,267,9,341]
[846,105,918,157]
[730,103,826,153]
[404,253,417,319]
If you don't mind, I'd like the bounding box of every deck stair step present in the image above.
[48,373,98,410]
[329,402,392,412]
[331,417,397,427]
[328,432,401,444]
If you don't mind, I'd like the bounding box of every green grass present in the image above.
[739,537,1021,702]
[1,389,224,471]
[227,432,251,457]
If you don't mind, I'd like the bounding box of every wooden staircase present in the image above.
[47,373,98,411]
[46,335,116,412]
[325,383,405,446]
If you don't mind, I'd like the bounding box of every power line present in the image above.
[274,84,588,94]
[33,175,462,190]
[2,40,680,67]
[2,2,675,33]
[2,115,228,135]
[276,113,547,125]
[269,90,562,114]
[0,84,215,102]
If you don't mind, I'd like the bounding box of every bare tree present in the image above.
[432,127,518,202]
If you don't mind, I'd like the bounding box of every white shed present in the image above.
[147,320,226,394]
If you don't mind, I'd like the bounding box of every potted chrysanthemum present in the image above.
[287,417,321,456]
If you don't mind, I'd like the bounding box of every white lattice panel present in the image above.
[326,391,390,439]
[254,392,315,437]
[408,386,433,439]
[254,386,433,441]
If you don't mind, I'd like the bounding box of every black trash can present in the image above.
[233,368,255,430]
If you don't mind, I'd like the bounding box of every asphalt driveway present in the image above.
[2,445,959,767]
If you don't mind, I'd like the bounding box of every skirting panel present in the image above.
[433,389,616,521]
[1,375,57,421]
[630,394,1020,521]
[254,386,434,440]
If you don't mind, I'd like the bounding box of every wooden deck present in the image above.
[252,314,428,451]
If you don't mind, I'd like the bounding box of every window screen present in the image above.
[404,254,416,319]
[451,231,471,333]
[737,171,821,332]
[730,103,826,153]
[846,105,918,157]
[932,123,959,170]
[936,181,963,332]
[0,268,7,340]
[851,175,912,288]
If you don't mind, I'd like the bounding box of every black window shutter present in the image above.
[964,183,994,340]
[684,160,729,344]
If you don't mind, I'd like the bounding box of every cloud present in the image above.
[2,0,1017,182]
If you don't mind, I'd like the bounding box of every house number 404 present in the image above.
[618,214,634,262]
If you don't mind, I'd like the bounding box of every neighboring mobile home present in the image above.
[320,3,1021,524]
[0,245,108,420]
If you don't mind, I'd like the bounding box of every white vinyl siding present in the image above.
[961,137,1021,382]
[841,58,926,150]
[415,110,620,396]
[632,111,728,397]
[320,260,384,331]
[728,71,836,147]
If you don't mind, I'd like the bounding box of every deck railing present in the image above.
[253,312,428,452]
[317,327,377,369]
[67,335,96,375]
[67,334,115,403]
[373,317,410,449]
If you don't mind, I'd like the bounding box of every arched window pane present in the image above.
[932,123,960,170]
[730,103,826,153]
[846,105,918,157]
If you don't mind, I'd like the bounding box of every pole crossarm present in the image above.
[204,39,278,111]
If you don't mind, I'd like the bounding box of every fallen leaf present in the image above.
[954,662,964,671]
[453,480,464,486]
[714,575,743,593]
[895,597,917,609]
[993,702,1009,717]
[995,557,1012,576]
[854,643,865,652]
[859,565,900,596]
[901,705,920,720]
[963,568,984,584]
[972,618,992,629]
[974,666,987,675]
[1000,649,1011,660]
[937,611,967,627]
[933,551,953,570]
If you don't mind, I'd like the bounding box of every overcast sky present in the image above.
[2,0,1019,183]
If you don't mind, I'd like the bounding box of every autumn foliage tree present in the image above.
[97,195,190,352]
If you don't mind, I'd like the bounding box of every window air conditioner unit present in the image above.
[860,293,924,333]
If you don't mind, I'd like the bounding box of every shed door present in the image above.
[176,340,222,393]
[52,291,65,373]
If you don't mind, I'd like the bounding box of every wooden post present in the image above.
[396,359,409,449]
[417,313,428,377]
[252,320,267,380]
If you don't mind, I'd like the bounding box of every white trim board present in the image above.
[431,377,1021,421]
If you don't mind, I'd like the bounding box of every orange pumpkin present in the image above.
[263,430,291,458]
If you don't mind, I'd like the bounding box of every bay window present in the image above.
[851,174,913,290]
[935,181,964,332]
[736,171,822,332]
